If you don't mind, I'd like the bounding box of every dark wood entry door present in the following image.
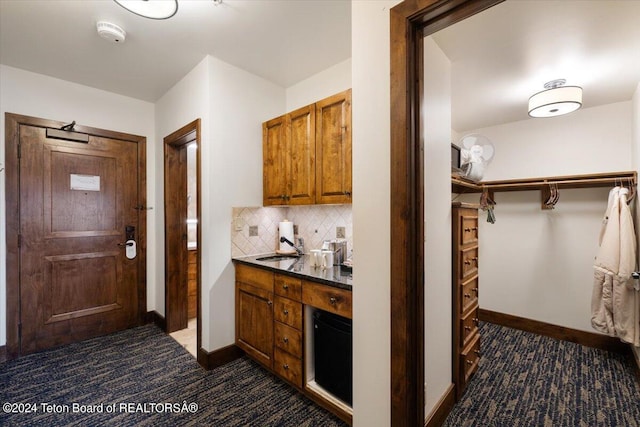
[18,124,140,354]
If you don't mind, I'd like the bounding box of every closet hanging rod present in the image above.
[452,171,636,194]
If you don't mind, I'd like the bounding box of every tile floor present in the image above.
[169,317,197,357]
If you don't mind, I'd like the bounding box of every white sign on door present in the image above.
[70,174,100,191]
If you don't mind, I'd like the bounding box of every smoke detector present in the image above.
[97,21,126,43]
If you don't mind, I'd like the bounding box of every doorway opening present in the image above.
[164,119,201,360]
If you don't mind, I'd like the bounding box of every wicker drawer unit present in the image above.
[452,203,481,400]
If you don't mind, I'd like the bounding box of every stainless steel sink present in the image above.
[255,254,299,262]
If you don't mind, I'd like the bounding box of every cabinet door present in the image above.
[236,282,274,368]
[263,115,289,206]
[288,105,316,205]
[315,89,352,204]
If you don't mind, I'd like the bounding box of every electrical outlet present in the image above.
[249,225,258,236]
[336,226,345,238]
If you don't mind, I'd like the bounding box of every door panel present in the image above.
[19,124,139,355]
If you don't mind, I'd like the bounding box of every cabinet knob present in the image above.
[345,191,352,197]
[282,284,289,290]
[283,364,289,370]
[464,326,471,331]
[472,288,478,293]
[283,337,289,344]
[464,227,471,232]
[474,350,481,356]
[283,309,289,315]
[472,257,478,261]
[281,194,286,199]
[472,227,478,231]
[466,360,473,365]
[267,300,273,306]
[464,293,471,298]
[464,260,471,265]
[473,318,479,324]
[329,297,337,305]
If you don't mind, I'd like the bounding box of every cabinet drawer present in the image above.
[459,215,479,245]
[274,296,303,330]
[460,276,479,314]
[274,321,303,358]
[235,264,274,293]
[275,274,302,301]
[460,306,479,349]
[302,281,352,319]
[459,246,479,279]
[274,347,303,387]
[461,334,480,383]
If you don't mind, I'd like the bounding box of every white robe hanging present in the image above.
[591,187,639,346]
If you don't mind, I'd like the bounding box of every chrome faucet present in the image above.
[280,236,304,255]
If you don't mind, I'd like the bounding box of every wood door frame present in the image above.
[163,119,201,350]
[4,112,147,361]
[389,1,503,424]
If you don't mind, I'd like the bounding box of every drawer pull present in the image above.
[464,293,471,298]
[329,297,337,305]
[283,364,289,370]
[283,309,289,315]
[464,260,472,265]
[473,318,479,324]
[282,284,289,290]
[466,360,473,365]
[474,350,481,356]
[472,257,478,262]
[464,326,471,331]
[472,288,478,293]
[283,337,289,344]
[464,227,471,232]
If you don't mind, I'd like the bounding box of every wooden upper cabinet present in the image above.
[263,116,289,206]
[262,89,351,206]
[288,105,316,205]
[315,89,352,204]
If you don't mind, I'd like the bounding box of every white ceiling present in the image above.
[1,0,638,131]
[432,0,640,133]
[0,0,351,102]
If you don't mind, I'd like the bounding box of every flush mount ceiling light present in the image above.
[114,0,178,20]
[528,79,583,118]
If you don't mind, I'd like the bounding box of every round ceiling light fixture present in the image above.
[97,21,126,43]
[113,0,178,20]
[528,79,583,118]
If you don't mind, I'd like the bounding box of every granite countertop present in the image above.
[232,254,352,291]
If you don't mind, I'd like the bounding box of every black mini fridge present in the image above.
[313,310,352,405]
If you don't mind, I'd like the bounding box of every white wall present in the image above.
[352,1,400,425]
[0,65,155,347]
[462,102,634,333]
[285,58,352,111]
[471,101,633,181]
[423,36,453,417]
[633,82,640,364]
[206,56,285,350]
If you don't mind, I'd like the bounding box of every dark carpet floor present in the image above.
[444,322,640,427]
[0,324,347,427]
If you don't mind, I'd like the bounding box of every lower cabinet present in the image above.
[234,263,353,425]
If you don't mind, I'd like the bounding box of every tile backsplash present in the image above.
[231,205,353,258]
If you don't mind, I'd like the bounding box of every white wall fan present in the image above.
[459,134,495,182]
